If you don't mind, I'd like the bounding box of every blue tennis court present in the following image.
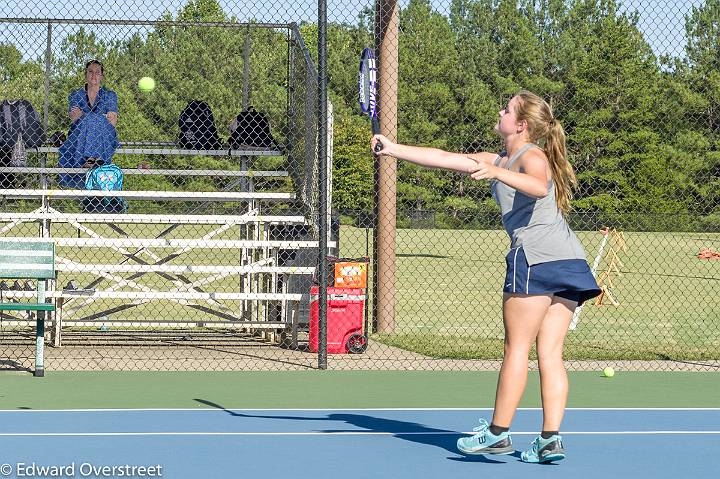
[1,407,718,478]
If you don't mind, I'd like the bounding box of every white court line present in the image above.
[0,431,719,437]
[0,407,719,413]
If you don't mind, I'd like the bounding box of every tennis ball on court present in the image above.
[138,76,155,93]
[602,366,615,378]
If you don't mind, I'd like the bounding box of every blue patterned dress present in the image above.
[58,86,119,187]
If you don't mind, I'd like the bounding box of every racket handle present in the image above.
[371,118,383,153]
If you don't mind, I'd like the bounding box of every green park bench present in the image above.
[0,240,56,377]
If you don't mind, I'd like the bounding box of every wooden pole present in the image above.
[373,0,398,333]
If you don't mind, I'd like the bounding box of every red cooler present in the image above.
[309,286,366,354]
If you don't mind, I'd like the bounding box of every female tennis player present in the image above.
[371,90,600,463]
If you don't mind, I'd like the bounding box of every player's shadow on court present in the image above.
[195,399,513,463]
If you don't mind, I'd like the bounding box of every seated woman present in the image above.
[58,59,119,188]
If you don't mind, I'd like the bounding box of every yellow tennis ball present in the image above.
[138,77,155,93]
[603,366,615,378]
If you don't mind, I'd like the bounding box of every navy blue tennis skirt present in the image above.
[504,247,601,305]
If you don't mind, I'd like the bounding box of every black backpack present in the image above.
[0,99,46,149]
[178,100,222,150]
[229,107,276,148]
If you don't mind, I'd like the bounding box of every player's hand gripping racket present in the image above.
[359,47,383,153]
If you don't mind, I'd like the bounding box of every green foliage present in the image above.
[1,0,717,230]
[331,114,374,212]
[0,44,45,105]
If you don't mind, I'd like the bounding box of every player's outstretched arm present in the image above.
[372,134,497,173]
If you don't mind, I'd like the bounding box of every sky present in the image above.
[0,0,708,59]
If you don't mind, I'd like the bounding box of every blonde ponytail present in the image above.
[544,119,576,215]
[515,91,577,215]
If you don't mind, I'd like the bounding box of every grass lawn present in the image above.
[2,219,718,361]
[339,226,720,360]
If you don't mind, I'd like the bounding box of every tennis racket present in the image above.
[358,47,383,153]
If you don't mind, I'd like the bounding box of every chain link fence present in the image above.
[0,0,718,372]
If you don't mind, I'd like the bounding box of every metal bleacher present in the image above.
[0,19,330,353]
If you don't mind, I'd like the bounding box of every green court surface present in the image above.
[0,371,718,410]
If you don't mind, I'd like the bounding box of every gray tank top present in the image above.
[490,143,587,265]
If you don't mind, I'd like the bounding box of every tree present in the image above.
[551,0,668,223]
[0,43,45,111]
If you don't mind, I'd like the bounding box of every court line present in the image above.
[0,407,719,413]
[0,431,719,437]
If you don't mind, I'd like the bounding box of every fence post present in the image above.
[317,0,328,370]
